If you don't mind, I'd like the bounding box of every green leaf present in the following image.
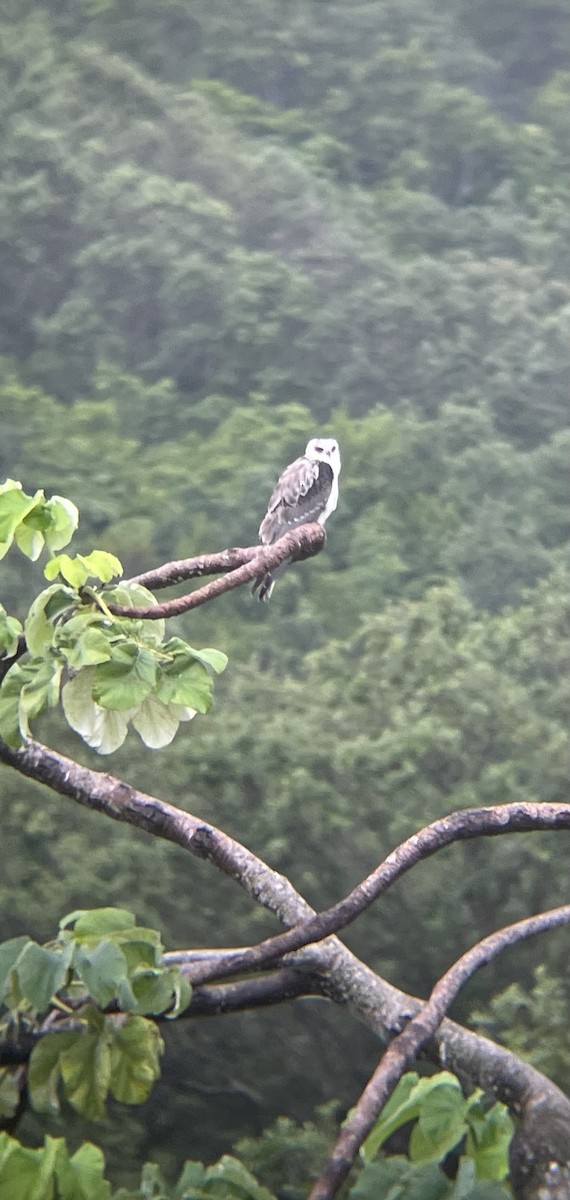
[409,1079,468,1165]
[0,481,46,561]
[78,551,123,583]
[465,1099,514,1181]
[361,1072,422,1160]
[43,495,80,553]
[45,553,91,587]
[28,1032,78,1115]
[16,941,73,1013]
[189,647,228,674]
[131,693,196,749]
[25,585,75,656]
[204,1152,277,1200]
[0,937,31,1003]
[58,1141,112,1200]
[18,657,62,734]
[0,1133,111,1200]
[62,670,133,754]
[0,606,22,657]
[13,521,45,562]
[58,1011,113,1119]
[74,941,130,1008]
[62,909,137,939]
[109,1015,163,1106]
[0,664,29,747]
[128,966,190,1017]
[92,645,157,711]
[157,659,214,713]
[349,1158,451,1200]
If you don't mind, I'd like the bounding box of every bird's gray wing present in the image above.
[259,456,333,543]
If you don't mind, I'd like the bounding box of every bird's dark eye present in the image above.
[315,445,323,452]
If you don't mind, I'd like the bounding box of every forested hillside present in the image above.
[1,0,569,1184]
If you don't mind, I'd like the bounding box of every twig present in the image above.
[309,904,570,1200]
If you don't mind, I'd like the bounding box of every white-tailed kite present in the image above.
[253,437,341,600]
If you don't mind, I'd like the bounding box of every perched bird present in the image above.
[253,437,341,600]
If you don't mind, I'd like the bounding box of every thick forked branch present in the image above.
[2,732,570,1179]
[106,525,325,618]
[310,905,570,1200]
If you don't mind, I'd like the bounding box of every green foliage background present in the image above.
[0,0,569,1186]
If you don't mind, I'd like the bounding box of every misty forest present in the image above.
[0,1,569,1198]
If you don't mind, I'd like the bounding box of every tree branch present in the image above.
[106,525,325,618]
[175,802,570,985]
[309,904,570,1200]
[2,734,570,1184]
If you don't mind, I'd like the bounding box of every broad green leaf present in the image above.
[62,671,133,753]
[0,1137,47,1199]
[409,1079,468,1165]
[361,1072,423,1160]
[18,658,62,734]
[128,966,190,1017]
[465,1100,513,1181]
[74,941,129,1007]
[62,909,137,938]
[78,551,123,583]
[13,521,44,561]
[109,1015,163,1105]
[28,1031,78,1114]
[58,1141,112,1200]
[45,553,91,587]
[0,1133,111,1200]
[157,660,214,712]
[92,645,157,711]
[350,1158,451,1200]
[131,693,196,749]
[0,481,45,560]
[60,625,114,669]
[203,1156,277,1200]
[25,585,75,656]
[16,941,73,1013]
[0,936,31,1002]
[58,1011,113,1119]
[43,495,80,553]
[189,647,228,674]
[0,606,22,657]
[0,664,28,747]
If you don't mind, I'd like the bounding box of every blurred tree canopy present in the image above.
[0,0,568,1185]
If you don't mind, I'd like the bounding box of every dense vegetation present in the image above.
[0,0,568,1188]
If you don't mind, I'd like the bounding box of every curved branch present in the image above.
[310,904,570,1200]
[177,802,570,986]
[107,525,325,618]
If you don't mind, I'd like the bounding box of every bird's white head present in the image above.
[305,437,341,474]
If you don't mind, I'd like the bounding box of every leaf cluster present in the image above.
[0,908,190,1123]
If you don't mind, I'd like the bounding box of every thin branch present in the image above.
[125,546,271,589]
[0,970,321,1068]
[310,904,570,1200]
[176,802,570,985]
[106,525,325,618]
[0,636,26,684]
